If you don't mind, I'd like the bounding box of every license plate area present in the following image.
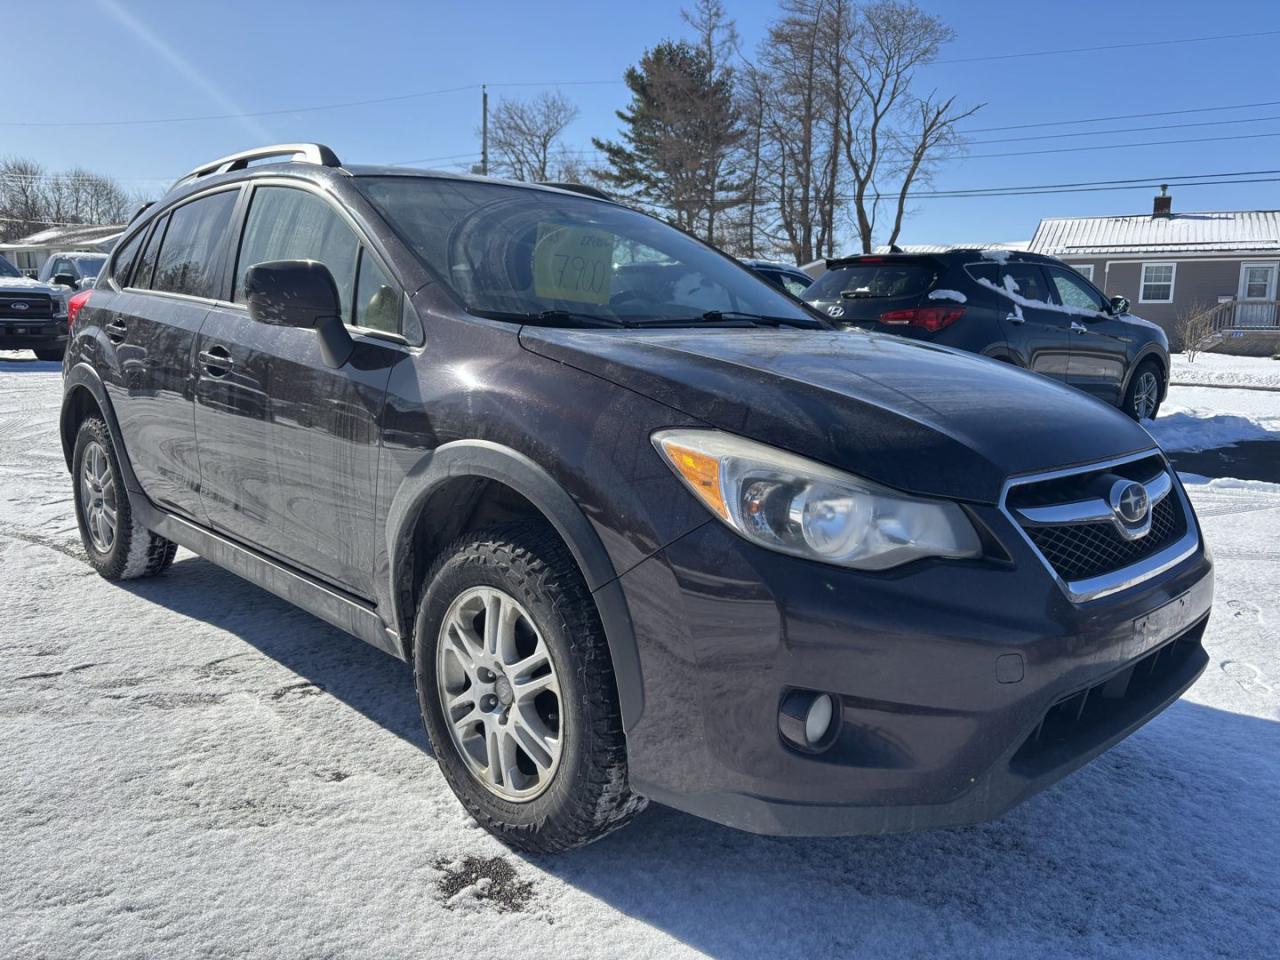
[1133,574,1213,656]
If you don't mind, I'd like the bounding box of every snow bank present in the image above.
[1171,352,1280,390]
[1146,404,1280,451]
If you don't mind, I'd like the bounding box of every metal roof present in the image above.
[1029,210,1280,257]
[0,223,125,251]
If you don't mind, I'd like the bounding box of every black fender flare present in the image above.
[385,439,644,731]
[60,362,144,494]
[1120,347,1169,402]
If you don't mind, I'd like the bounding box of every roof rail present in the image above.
[537,181,614,202]
[173,143,341,189]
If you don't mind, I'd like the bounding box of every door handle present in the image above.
[105,316,128,342]
[1004,312,1025,325]
[198,346,234,375]
[1070,321,1088,334]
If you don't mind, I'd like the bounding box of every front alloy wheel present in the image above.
[436,586,563,801]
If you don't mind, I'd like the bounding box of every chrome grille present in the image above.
[1003,453,1197,601]
[1024,495,1181,582]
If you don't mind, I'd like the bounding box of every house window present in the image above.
[1140,262,1175,303]
[1072,263,1094,281]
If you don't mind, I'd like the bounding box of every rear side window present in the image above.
[1000,263,1051,303]
[151,190,238,298]
[131,215,169,290]
[235,186,358,322]
[111,230,145,287]
[804,262,935,302]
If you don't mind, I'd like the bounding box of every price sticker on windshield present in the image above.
[533,224,615,305]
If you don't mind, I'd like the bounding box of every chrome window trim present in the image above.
[998,450,1200,604]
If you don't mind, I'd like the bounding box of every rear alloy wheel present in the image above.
[72,417,178,580]
[1124,361,1162,421]
[414,522,646,852]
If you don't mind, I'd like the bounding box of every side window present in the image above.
[781,275,810,298]
[111,230,145,287]
[52,258,73,277]
[1001,263,1051,303]
[151,190,238,298]
[132,215,169,290]
[964,262,999,286]
[1046,266,1107,312]
[354,249,400,334]
[235,186,358,322]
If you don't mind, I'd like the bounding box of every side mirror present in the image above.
[1109,295,1130,315]
[52,273,77,288]
[244,259,353,368]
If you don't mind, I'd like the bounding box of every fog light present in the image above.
[779,689,838,751]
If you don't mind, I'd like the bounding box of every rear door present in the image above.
[984,261,1073,381]
[102,187,240,521]
[1046,265,1128,404]
[193,182,402,598]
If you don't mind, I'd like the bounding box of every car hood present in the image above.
[519,327,1157,504]
[0,276,61,296]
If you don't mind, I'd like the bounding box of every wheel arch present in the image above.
[60,363,142,492]
[1123,348,1169,402]
[386,440,644,730]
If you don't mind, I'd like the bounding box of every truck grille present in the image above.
[0,293,54,320]
[1004,453,1193,595]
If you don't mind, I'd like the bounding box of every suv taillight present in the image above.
[880,305,965,332]
[67,290,92,331]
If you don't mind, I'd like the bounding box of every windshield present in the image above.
[0,255,20,278]
[357,176,822,328]
[72,255,106,278]
[805,262,935,302]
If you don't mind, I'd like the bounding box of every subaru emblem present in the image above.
[1110,480,1150,526]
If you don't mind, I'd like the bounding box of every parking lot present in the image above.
[1,352,1277,959]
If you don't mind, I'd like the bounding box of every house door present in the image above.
[1237,262,1278,328]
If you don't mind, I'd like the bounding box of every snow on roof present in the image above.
[1029,210,1280,257]
[871,241,1029,255]
[0,223,125,251]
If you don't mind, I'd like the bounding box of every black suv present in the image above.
[61,145,1212,851]
[804,250,1170,420]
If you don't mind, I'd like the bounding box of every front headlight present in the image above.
[653,429,981,571]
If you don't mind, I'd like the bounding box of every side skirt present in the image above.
[132,497,404,661]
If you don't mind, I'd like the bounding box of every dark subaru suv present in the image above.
[60,145,1212,851]
[804,250,1170,420]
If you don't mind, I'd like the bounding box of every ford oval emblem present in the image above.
[11,301,29,311]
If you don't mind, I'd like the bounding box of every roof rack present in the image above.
[173,143,341,189]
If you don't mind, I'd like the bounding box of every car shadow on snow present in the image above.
[0,355,62,372]
[122,554,1278,958]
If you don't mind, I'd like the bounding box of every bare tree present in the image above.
[488,92,580,182]
[838,1,981,252]
[1,157,134,242]
[1177,299,1217,361]
[0,158,48,242]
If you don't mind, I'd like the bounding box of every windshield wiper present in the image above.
[470,308,628,329]
[699,310,824,329]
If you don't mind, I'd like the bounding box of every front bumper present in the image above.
[618,505,1212,836]
[0,317,67,349]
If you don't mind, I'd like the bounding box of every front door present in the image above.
[193,183,404,598]
[1045,265,1130,405]
[1237,262,1278,328]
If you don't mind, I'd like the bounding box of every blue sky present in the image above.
[5,0,1279,249]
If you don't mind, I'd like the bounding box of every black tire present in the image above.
[1122,359,1163,421]
[33,348,64,362]
[72,417,178,580]
[414,521,645,852]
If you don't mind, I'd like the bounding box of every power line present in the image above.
[961,99,1280,134]
[935,29,1280,64]
[966,112,1280,146]
[906,169,1280,197]
[962,129,1280,160]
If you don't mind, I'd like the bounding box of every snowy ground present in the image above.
[2,352,1279,960]
[1170,351,1280,390]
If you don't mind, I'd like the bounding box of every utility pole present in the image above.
[481,84,489,176]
